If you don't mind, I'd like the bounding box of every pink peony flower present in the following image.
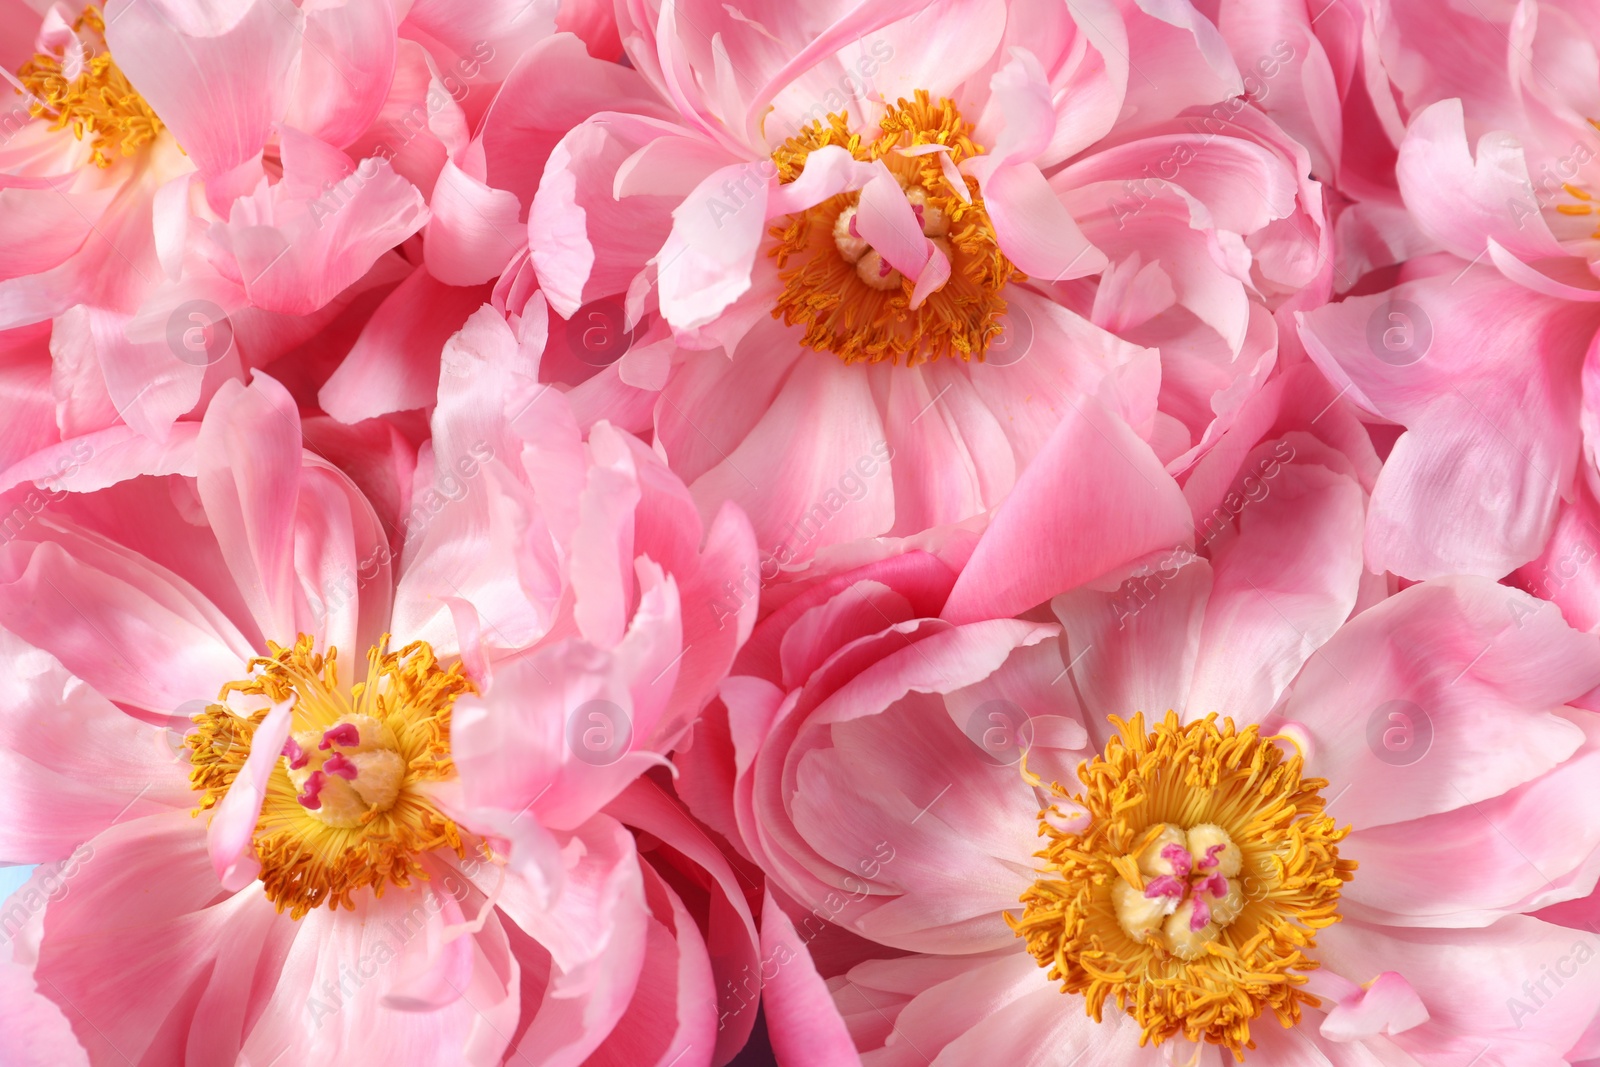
[1297,0,1600,583]
[681,404,1600,1065]
[510,0,1329,578]
[0,336,761,1064]
[0,0,614,446]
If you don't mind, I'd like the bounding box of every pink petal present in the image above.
[942,394,1192,624]
[423,160,524,286]
[1280,577,1600,831]
[981,162,1105,281]
[855,166,933,279]
[657,161,768,332]
[1396,99,1566,263]
[104,0,297,186]
[207,699,291,890]
[760,890,865,1067]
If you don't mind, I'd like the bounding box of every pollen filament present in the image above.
[768,91,1020,366]
[1008,712,1355,1059]
[187,635,473,919]
[14,6,163,168]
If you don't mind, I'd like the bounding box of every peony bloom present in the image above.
[0,0,609,446]
[0,326,761,1065]
[520,0,1330,577]
[681,403,1600,1065]
[1296,0,1600,583]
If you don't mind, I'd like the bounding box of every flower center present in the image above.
[187,635,472,919]
[1009,713,1355,1059]
[768,91,1020,366]
[12,6,164,168]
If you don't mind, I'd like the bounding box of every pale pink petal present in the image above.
[104,0,297,185]
[0,533,250,718]
[0,948,87,1067]
[1187,460,1366,722]
[319,267,490,424]
[241,874,518,1066]
[1278,577,1600,830]
[1298,270,1599,579]
[1396,99,1566,263]
[282,0,395,150]
[207,699,291,890]
[494,816,651,1066]
[1051,558,1211,745]
[657,160,769,332]
[35,809,290,1065]
[1318,917,1600,1067]
[0,627,189,863]
[1319,972,1430,1044]
[980,162,1105,281]
[1340,710,1600,927]
[942,395,1192,624]
[856,166,933,278]
[195,375,304,645]
[760,890,864,1067]
[424,161,524,286]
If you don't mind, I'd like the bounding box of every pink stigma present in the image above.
[1189,894,1212,932]
[281,737,308,770]
[1160,843,1193,878]
[297,771,326,810]
[319,724,360,750]
[1143,875,1185,899]
[1198,843,1227,869]
[323,752,359,780]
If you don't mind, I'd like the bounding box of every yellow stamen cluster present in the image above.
[768,90,1021,365]
[187,635,472,919]
[13,6,163,167]
[1009,713,1355,1059]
